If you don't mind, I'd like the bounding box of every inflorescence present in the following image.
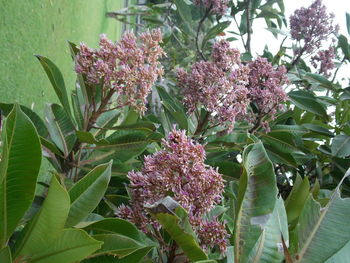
[177,40,287,132]
[194,0,229,15]
[75,29,165,114]
[117,128,228,252]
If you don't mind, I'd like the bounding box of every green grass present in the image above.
[0,0,124,114]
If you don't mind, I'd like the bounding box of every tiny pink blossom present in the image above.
[116,128,228,252]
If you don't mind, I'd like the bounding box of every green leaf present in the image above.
[302,124,333,137]
[331,134,350,158]
[234,142,278,263]
[113,246,153,263]
[14,176,70,258]
[173,0,194,36]
[285,175,310,227]
[0,103,48,138]
[347,13,350,36]
[149,197,208,262]
[0,247,11,263]
[91,234,144,258]
[27,228,102,263]
[295,170,350,262]
[109,121,156,134]
[289,91,328,120]
[260,132,302,154]
[51,104,77,152]
[338,35,350,60]
[156,86,188,130]
[248,198,288,263]
[45,104,76,156]
[35,55,71,115]
[326,240,350,263]
[202,21,231,48]
[65,161,112,227]
[303,73,335,91]
[82,218,144,243]
[0,105,42,246]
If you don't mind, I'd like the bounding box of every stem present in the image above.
[87,89,115,130]
[233,16,246,49]
[331,56,346,83]
[194,112,210,135]
[245,0,252,54]
[287,46,305,72]
[195,6,212,61]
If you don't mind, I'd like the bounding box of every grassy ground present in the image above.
[0,0,124,114]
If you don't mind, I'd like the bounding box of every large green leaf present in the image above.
[82,218,144,242]
[0,247,11,263]
[83,246,153,263]
[295,170,350,262]
[27,229,102,263]
[0,105,42,246]
[0,103,48,138]
[331,134,350,158]
[325,240,350,263]
[35,55,71,115]
[91,234,144,258]
[149,197,208,262]
[14,176,70,258]
[65,161,112,227]
[285,175,310,227]
[234,142,278,263]
[248,198,288,263]
[173,0,195,36]
[288,91,328,120]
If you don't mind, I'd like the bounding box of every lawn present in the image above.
[0,0,124,113]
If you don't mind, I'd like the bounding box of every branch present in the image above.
[195,6,212,61]
[245,0,252,54]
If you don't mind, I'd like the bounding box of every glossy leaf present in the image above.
[248,198,288,263]
[331,134,350,158]
[295,170,350,262]
[289,91,328,120]
[91,234,144,258]
[27,229,102,263]
[0,105,42,246]
[35,55,71,114]
[14,176,70,258]
[234,142,278,263]
[0,247,11,263]
[149,197,208,262]
[285,175,310,227]
[65,161,112,227]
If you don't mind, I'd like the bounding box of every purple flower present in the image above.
[247,57,288,131]
[75,29,165,114]
[194,0,229,15]
[116,128,228,252]
[289,0,338,55]
[177,40,250,132]
[311,47,336,77]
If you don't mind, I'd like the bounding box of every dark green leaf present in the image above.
[66,162,112,227]
[35,55,71,115]
[289,90,328,120]
[0,105,42,246]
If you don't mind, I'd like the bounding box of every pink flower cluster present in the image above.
[289,0,338,55]
[194,0,229,15]
[177,40,250,132]
[247,57,288,129]
[311,47,336,77]
[75,29,165,114]
[177,40,288,132]
[117,128,228,252]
